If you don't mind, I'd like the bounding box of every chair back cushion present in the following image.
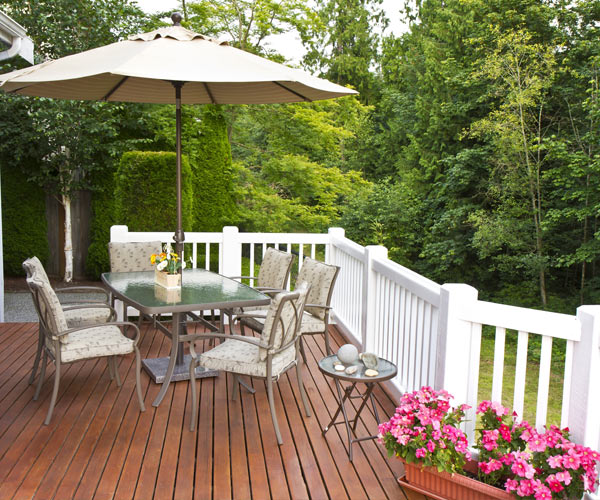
[108,241,163,272]
[259,281,309,361]
[257,248,294,289]
[27,269,69,343]
[22,256,51,285]
[296,258,339,320]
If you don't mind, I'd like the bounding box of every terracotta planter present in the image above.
[398,460,513,500]
[155,269,181,289]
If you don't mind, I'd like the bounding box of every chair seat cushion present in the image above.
[64,306,112,328]
[199,339,295,378]
[59,325,134,363]
[240,311,325,335]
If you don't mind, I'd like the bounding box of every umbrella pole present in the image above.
[173,81,185,264]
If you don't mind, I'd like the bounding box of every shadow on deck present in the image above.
[0,320,425,499]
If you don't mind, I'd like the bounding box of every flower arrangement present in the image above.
[378,386,472,474]
[475,400,600,500]
[150,244,186,275]
[379,387,600,500]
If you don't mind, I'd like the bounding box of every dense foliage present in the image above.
[2,0,599,310]
[114,151,194,232]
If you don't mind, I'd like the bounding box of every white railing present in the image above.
[111,225,600,478]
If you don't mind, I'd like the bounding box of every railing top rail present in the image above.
[232,232,331,244]
[330,234,366,261]
[372,257,441,307]
[457,299,581,340]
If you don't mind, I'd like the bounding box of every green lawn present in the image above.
[477,327,566,426]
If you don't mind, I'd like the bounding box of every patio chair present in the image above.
[226,247,294,332]
[27,267,145,425]
[108,240,162,320]
[187,282,311,445]
[23,256,114,385]
[239,257,340,359]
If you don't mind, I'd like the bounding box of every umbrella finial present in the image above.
[171,12,183,26]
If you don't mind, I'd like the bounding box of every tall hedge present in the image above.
[1,162,49,275]
[114,151,194,232]
[85,162,117,279]
[192,106,237,231]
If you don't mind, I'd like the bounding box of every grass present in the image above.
[477,326,566,426]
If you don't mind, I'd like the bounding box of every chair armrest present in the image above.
[55,286,110,302]
[62,303,117,321]
[59,321,141,344]
[182,332,268,349]
[305,304,332,310]
[234,311,268,320]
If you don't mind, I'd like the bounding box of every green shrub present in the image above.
[1,161,49,275]
[85,163,117,279]
[114,151,194,232]
[192,105,237,231]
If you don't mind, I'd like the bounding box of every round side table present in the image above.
[318,353,397,461]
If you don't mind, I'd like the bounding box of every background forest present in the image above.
[1,0,599,313]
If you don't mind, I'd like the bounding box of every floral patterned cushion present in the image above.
[108,241,162,272]
[199,339,296,378]
[297,258,338,320]
[56,325,134,363]
[257,248,293,289]
[258,282,309,361]
[241,310,326,335]
[64,307,113,328]
[27,270,70,343]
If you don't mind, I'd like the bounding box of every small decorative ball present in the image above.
[337,344,359,364]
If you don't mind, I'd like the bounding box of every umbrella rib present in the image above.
[102,76,129,101]
[274,82,311,102]
[203,83,216,104]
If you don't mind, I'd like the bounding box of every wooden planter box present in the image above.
[398,460,512,500]
[155,269,181,289]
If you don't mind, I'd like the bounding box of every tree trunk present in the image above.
[62,194,73,283]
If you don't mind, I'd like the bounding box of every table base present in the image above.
[142,355,219,383]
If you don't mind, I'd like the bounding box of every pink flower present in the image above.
[528,432,547,452]
[545,474,564,492]
[415,447,427,458]
[546,454,562,468]
[477,401,491,414]
[516,479,535,496]
[533,484,553,500]
[562,449,581,469]
[555,471,572,485]
[427,440,436,453]
[512,458,536,479]
[505,478,519,492]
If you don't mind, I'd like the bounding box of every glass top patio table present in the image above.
[101,268,270,315]
[101,269,270,407]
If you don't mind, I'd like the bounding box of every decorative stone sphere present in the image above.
[337,344,359,365]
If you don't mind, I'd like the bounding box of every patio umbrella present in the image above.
[0,12,357,259]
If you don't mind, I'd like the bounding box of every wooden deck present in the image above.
[0,320,424,500]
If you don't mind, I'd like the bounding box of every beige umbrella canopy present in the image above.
[0,13,357,253]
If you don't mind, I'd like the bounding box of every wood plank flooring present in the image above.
[0,320,425,500]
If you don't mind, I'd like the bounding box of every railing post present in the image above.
[361,245,388,352]
[220,226,241,277]
[435,283,480,440]
[110,225,129,242]
[570,307,600,457]
[326,227,345,265]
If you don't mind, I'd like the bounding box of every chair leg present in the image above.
[232,374,240,401]
[266,377,283,445]
[107,357,115,380]
[29,323,44,385]
[239,321,247,336]
[44,358,61,425]
[34,350,48,401]
[296,360,311,417]
[324,328,332,355]
[112,357,122,387]
[299,337,307,364]
[189,355,198,431]
[134,346,145,413]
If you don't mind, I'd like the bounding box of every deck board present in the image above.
[0,320,425,500]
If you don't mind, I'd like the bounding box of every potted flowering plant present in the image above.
[475,400,600,499]
[151,244,186,289]
[379,387,512,499]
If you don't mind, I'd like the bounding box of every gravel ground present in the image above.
[3,277,108,322]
